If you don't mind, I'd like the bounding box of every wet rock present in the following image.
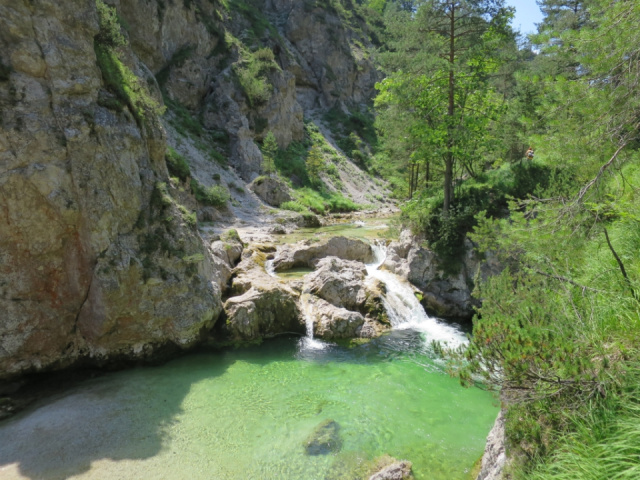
[272,237,373,272]
[223,244,303,341]
[223,285,302,341]
[309,298,366,339]
[249,176,292,207]
[369,460,413,480]
[384,231,504,320]
[302,258,389,339]
[305,257,368,311]
[304,419,342,455]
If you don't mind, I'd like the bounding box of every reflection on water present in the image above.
[0,332,497,480]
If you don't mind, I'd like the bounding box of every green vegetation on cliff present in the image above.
[94,0,164,123]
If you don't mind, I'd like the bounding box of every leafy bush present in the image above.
[280,201,308,213]
[190,180,230,207]
[95,0,126,48]
[233,46,279,107]
[165,147,190,181]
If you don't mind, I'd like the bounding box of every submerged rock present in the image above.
[305,419,343,455]
[368,460,413,480]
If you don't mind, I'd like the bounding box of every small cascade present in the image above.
[265,258,277,277]
[299,293,328,350]
[366,241,467,348]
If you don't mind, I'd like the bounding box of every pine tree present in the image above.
[261,131,278,177]
[376,0,513,212]
[305,145,325,186]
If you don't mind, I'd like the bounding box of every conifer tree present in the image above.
[376,0,513,212]
[261,131,278,177]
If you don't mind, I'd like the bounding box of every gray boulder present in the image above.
[307,297,366,339]
[223,285,302,341]
[304,257,368,310]
[272,236,373,272]
[222,244,303,341]
[249,176,292,207]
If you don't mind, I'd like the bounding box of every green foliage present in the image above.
[165,147,191,182]
[164,97,203,138]
[190,179,230,207]
[323,106,377,162]
[403,160,554,267]
[305,144,326,186]
[261,131,278,176]
[95,0,126,48]
[94,1,164,124]
[280,201,308,213]
[274,140,310,185]
[233,46,278,107]
[292,187,360,214]
[221,228,241,242]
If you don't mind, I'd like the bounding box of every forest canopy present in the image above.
[365,0,640,477]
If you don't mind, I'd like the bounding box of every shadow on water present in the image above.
[0,325,470,480]
[0,352,240,479]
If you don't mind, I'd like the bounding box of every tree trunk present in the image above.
[444,0,456,214]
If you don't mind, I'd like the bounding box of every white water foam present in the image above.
[366,242,467,348]
[265,259,277,277]
[298,293,329,351]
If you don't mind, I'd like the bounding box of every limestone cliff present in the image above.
[0,0,381,379]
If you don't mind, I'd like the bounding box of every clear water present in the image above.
[276,218,394,245]
[0,333,497,480]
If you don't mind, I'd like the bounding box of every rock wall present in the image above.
[114,0,378,179]
[476,411,507,480]
[0,0,222,379]
[382,230,503,319]
[0,0,380,379]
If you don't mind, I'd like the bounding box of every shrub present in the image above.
[165,147,190,181]
[190,180,230,207]
[280,201,308,213]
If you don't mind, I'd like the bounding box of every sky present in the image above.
[505,0,544,35]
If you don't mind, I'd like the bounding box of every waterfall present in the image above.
[366,242,467,348]
[299,293,329,350]
[265,259,277,277]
